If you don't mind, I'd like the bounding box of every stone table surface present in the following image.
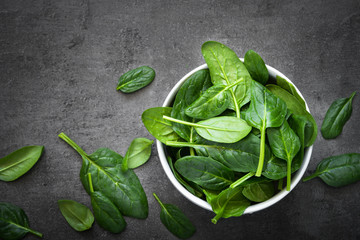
[1,0,359,239]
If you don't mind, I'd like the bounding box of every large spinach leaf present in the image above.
[243,49,269,85]
[175,156,234,190]
[171,69,212,142]
[164,116,252,143]
[243,80,287,176]
[201,41,251,117]
[58,133,148,219]
[142,107,181,144]
[153,193,196,239]
[58,200,94,232]
[0,202,42,240]
[0,146,44,182]
[321,92,356,139]
[275,76,306,108]
[242,181,274,202]
[116,66,155,93]
[303,153,360,187]
[267,120,301,191]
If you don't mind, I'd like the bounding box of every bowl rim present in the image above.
[156,60,313,214]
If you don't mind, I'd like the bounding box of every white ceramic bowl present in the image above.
[157,61,313,214]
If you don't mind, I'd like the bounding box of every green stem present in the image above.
[153,193,165,210]
[230,172,255,188]
[58,132,87,158]
[121,151,129,172]
[350,91,357,100]
[163,116,228,131]
[27,228,43,238]
[255,125,266,177]
[87,173,94,193]
[225,78,244,119]
[303,172,321,182]
[286,160,292,191]
[211,212,223,224]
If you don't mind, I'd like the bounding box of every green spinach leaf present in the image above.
[116,66,155,93]
[243,80,287,176]
[242,182,274,202]
[122,138,153,170]
[321,92,356,139]
[175,156,234,190]
[275,76,306,108]
[0,146,44,182]
[303,153,360,187]
[0,202,42,239]
[142,107,182,144]
[153,193,196,239]
[58,133,148,219]
[58,200,94,232]
[243,49,269,85]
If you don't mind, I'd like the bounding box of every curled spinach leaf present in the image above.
[321,92,356,139]
[58,200,94,232]
[0,145,44,182]
[116,66,155,93]
[153,193,196,239]
[243,49,269,85]
[303,153,360,187]
[275,75,306,108]
[0,202,43,239]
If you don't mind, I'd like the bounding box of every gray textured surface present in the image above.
[1,0,360,239]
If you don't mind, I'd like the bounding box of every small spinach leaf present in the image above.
[116,66,155,93]
[153,193,196,239]
[243,49,269,85]
[0,202,43,239]
[58,200,94,232]
[242,182,274,202]
[0,146,44,182]
[321,92,356,139]
[122,137,153,170]
[303,153,360,187]
[175,156,234,190]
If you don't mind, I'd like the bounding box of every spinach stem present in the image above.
[163,116,230,131]
[58,132,87,158]
[153,193,165,210]
[121,152,129,172]
[27,228,43,238]
[255,125,266,177]
[286,160,291,191]
[87,173,94,193]
[230,172,255,188]
[302,173,320,182]
[211,213,223,224]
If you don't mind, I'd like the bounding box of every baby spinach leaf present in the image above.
[0,202,43,239]
[58,200,94,232]
[242,182,274,202]
[243,49,269,85]
[87,173,126,233]
[0,145,44,182]
[267,120,301,191]
[303,153,360,187]
[321,92,356,139]
[116,66,155,93]
[262,155,300,180]
[153,193,196,239]
[243,80,287,176]
[58,133,148,219]
[209,187,251,224]
[266,84,317,147]
[122,137,153,170]
[175,156,234,190]
[142,107,181,144]
[201,41,251,117]
[203,189,220,204]
[171,69,212,142]
[164,116,252,143]
[275,76,306,108]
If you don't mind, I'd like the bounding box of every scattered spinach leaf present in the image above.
[58,200,94,232]
[116,66,155,93]
[122,137,153,170]
[243,49,269,85]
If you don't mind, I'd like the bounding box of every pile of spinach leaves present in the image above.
[142,41,318,223]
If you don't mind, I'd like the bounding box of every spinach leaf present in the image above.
[303,153,360,187]
[166,133,272,173]
[209,187,251,224]
[262,155,299,180]
[0,202,42,239]
[0,145,44,182]
[321,92,356,139]
[243,49,269,85]
[87,173,126,233]
[266,84,317,146]
[58,133,148,219]
[171,69,212,142]
[201,41,251,117]
[164,116,252,143]
[58,200,94,232]
[142,107,181,144]
[122,137,153,170]
[116,66,155,93]
[203,189,220,204]
[242,182,274,202]
[175,156,234,190]
[267,120,301,191]
[243,80,287,176]
[275,76,306,108]
[153,193,196,239]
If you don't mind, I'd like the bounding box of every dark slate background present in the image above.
[1,0,359,239]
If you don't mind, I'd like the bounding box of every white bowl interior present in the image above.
[157,61,313,214]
